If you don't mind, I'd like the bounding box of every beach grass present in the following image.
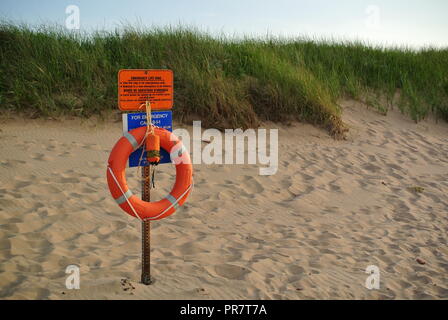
[1,23,447,137]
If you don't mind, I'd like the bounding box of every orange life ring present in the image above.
[107,126,193,220]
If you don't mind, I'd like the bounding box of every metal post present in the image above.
[141,165,152,285]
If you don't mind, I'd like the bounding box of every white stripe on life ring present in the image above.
[114,189,133,205]
[165,194,179,209]
[123,131,139,150]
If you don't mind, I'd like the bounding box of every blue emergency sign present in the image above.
[122,111,173,167]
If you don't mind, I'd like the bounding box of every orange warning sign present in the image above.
[118,69,173,111]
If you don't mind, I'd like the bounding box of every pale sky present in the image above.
[1,0,447,48]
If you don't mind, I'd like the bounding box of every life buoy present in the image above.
[107,126,193,220]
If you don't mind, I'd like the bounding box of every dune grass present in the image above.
[1,23,447,137]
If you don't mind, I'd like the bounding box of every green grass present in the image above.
[1,23,447,137]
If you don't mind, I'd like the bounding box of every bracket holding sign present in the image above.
[118,69,173,111]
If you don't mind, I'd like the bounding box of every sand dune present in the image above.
[0,101,447,299]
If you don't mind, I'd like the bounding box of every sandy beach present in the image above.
[0,100,447,300]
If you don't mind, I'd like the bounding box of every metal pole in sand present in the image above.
[141,165,152,285]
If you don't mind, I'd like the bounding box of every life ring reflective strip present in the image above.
[106,126,193,220]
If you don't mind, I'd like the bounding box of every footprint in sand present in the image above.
[81,143,102,151]
[31,153,53,161]
[287,265,305,276]
[45,145,56,152]
[57,176,80,184]
[361,163,382,173]
[12,180,32,189]
[0,159,26,168]
[214,264,249,280]
[239,175,264,194]
[86,161,103,168]
[54,171,80,184]
[57,151,72,157]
